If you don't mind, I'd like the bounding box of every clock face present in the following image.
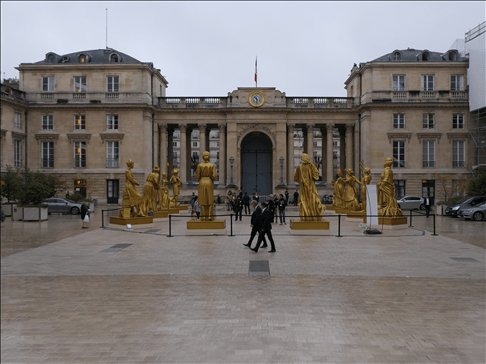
[249,91,264,107]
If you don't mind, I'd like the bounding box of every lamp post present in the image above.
[229,156,235,185]
[279,156,284,184]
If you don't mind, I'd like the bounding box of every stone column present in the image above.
[218,124,226,185]
[326,124,334,184]
[159,124,167,168]
[321,127,327,182]
[167,126,174,175]
[179,124,187,184]
[287,123,295,183]
[306,124,314,161]
[346,124,354,172]
[198,123,207,156]
[340,126,346,173]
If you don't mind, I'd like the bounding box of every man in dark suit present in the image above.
[267,194,276,223]
[251,201,276,253]
[242,192,251,214]
[243,201,267,249]
[234,193,243,221]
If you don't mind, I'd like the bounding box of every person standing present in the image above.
[193,196,201,219]
[234,194,243,221]
[425,194,432,218]
[251,202,276,253]
[278,194,287,225]
[243,201,267,249]
[293,191,299,206]
[285,190,289,205]
[267,194,276,223]
[243,192,251,215]
[81,202,89,229]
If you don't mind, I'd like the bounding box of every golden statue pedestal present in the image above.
[345,211,366,222]
[378,216,408,229]
[154,211,169,218]
[289,219,330,235]
[186,219,227,235]
[109,216,154,230]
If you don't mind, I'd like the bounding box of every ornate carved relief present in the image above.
[237,123,276,144]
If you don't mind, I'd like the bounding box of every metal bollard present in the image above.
[432,214,438,236]
[168,215,172,237]
[337,214,342,237]
[230,214,234,236]
[409,209,413,227]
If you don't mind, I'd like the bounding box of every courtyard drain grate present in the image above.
[249,260,270,275]
[143,229,161,234]
[450,257,480,263]
[101,244,132,253]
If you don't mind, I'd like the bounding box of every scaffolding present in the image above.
[469,107,486,176]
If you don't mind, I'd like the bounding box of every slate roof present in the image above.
[370,48,467,63]
[22,48,154,68]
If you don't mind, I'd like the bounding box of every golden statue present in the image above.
[377,157,403,217]
[140,165,160,215]
[293,153,324,221]
[343,168,362,210]
[331,168,345,207]
[360,163,372,211]
[196,151,217,221]
[125,159,144,217]
[169,168,183,207]
[158,162,170,210]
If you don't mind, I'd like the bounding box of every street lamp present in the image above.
[229,156,235,185]
[279,156,284,184]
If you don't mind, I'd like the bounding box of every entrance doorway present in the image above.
[422,180,435,205]
[241,132,272,196]
[107,179,119,204]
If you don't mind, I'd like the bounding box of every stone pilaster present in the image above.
[346,124,354,172]
[326,124,334,184]
[287,123,295,183]
[218,124,226,185]
[179,124,187,184]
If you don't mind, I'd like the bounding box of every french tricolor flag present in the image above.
[254,56,257,84]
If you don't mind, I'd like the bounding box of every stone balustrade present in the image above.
[26,92,152,104]
[367,90,469,103]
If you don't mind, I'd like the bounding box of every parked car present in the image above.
[445,196,486,217]
[397,196,425,210]
[42,198,82,215]
[460,201,486,221]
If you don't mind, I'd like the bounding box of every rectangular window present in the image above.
[106,115,118,129]
[450,75,464,91]
[14,140,22,167]
[452,140,465,168]
[106,141,119,168]
[42,141,54,168]
[192,142,198,148]
[42,115,53,130]
[393,140,405,168]
[393,114,405,129]
[106,76,119,92]
[392,75,405,91]
[453,114,464,129]
[42,76,55,92]
[74,141,86,168]
[74,115,86,130]
[394,180,406,198]
[422,140,435,168]
[74,76,87,92]
[423,114,435,129]
[14,113,21,129]
[422,75,434,91]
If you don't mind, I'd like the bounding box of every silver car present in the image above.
[460,201,486,221]
[43,198,82,215]
[397,196,425,210]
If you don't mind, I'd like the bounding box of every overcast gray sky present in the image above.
[1,1,485,96]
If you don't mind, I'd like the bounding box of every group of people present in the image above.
[243,200,277,253]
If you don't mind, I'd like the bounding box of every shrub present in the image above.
[67,193,86,203]
[0,167,18,202]
[467,172,486,196]
[2,168,56,206]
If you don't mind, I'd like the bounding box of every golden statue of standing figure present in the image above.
[343,168,362,210]
[169,168,183,207]
[158,163,170,210]
[377,157,403,217]
[331,168,345,207]
[293,153,324,221]
[125,159,144,217]
[196,151,217,221]
[140,166,160,215]
[359,161,372,211]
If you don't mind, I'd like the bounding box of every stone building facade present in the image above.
[0,47,471,204]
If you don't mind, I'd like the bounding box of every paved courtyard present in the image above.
[1,206,485,363]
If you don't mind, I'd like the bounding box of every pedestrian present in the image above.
[251,202,276,253]
[267,194,276,223]
[81,202,89,229]
[243,192,251,214]
[254,192,259,202]
[234,194,243,221]
[273,194,279,221]
[285,190,289,205]
[194,196,201,219]
[243,200,267,249]
[278,194,287,225]
[293,190,299,206]
[425,194,432,218]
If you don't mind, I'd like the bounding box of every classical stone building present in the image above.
[0,47,471,204]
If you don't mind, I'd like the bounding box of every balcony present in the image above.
[106,158,119,168]
[27,92,152,104]
[366,90,468,104]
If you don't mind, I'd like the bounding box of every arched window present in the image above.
[110,54,119,62]
[79,54,86,63]
[422,52,430,61]
[47,54,55,63]
[392,52,401,61]
[448,51,458,61]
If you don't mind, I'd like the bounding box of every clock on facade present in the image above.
[249,91,265,107]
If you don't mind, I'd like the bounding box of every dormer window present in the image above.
[421,51,430,61]
[448,51,458,61]
[110,54,119,62]
[47,54,55,63]
[79,54,86,63]
[392,51,401,61]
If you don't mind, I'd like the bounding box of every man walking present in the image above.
[251,202,276,253]
[243,192,251,215]
[278,194,287,225]
[267,194,276,223]
[243,201,267,249]
[425,194,432,218]
[234,193,244,221]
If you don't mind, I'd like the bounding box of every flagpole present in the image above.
[255,56,257,88]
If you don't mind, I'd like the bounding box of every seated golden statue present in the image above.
[140,166,160,215]
[196,151,217,221]
[343,168,362,210]
[169,168,183,207]
[158,163,170,210]
[293,153,324,221]
[377,158,403,217]
[125,159,144,217]
[331,168,345,207]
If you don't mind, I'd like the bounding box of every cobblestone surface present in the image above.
[1,208,485,363]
